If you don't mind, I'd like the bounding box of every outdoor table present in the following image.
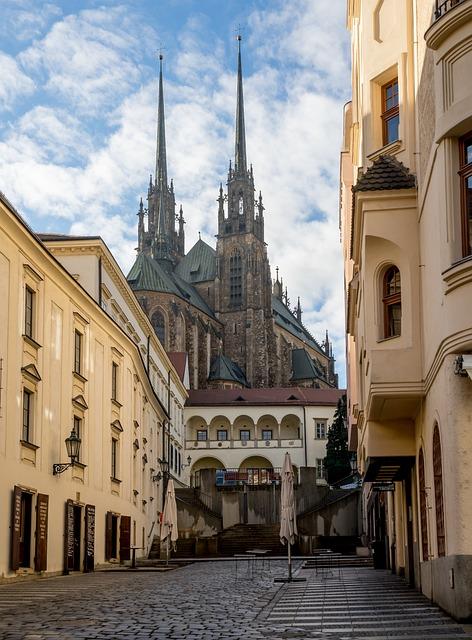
[246,549,270,573]
[234,553,256,580]
[129,546,143,569]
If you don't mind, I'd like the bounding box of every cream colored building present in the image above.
[0,192,187,580]
[185,388,344,485]
[341,0,472,620]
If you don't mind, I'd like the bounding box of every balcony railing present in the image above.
[435,0,465,19]
[216,467,283,487]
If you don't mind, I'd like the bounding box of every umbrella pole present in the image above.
[166,537,169,566]
[288,542,292,581]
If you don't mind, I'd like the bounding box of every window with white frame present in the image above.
[315,420,327,439]
[316,458,326,480]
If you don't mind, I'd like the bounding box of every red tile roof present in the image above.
[186,387,345,407]
[167,352,187,383]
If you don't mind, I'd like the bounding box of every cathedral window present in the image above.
[229,253,243,305]
[151,310,166,347]
[238,194,244,215]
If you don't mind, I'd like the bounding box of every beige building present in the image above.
[185,387,344,485]
[341,0,472,620]
[0,192,187,580]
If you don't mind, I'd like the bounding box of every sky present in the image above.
[0,0,351,386]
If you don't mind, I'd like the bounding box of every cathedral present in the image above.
[127,40,338,390]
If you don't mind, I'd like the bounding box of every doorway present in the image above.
[73,506,82,571]
[19,492,32,567]
[111,515,119,559]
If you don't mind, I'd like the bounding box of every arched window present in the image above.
[383,266,401,338]
[229,252,242,306]
[433,425,445,557]
[151,309,166,347]
[418,448,429,561]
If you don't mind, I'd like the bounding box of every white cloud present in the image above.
[0,52,35,110]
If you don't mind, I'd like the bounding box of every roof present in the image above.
[38,233,101,242]
[207,355,249,387]
[290,348,326,381]
[167,352,187,383]
[174,238,216,283]
[353,155,416,192]
[271,296,324,356]
[127,252,216,318]
[186,387,345,407]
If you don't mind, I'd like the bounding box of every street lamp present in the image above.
[350,453,358,474]
[53,428,81,475]
[181,455,192,470]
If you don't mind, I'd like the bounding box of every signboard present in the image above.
[64,499,75,573]
[84,504,95,572]
[10,486,22,571]
[34,494,49,572]
[372,482,395,492]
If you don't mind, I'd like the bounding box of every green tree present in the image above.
[324,395,352,484]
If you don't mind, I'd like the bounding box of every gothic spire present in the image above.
[234,36,247,176]
[155,54,168,189]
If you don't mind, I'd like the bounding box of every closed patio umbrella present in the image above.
[160,479,178,564]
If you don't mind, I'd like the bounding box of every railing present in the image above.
[195,488,222,516]
[435,0,465,19]
[216,467,283,487]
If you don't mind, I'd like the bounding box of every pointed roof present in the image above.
[353,155,416,192]
[174,238,216,283]
[155,55,168,188]
[127,253,216,318]
[234,37,247,176]
[208,354,249,387]
[271,295,324,356]
[290,348,326,382]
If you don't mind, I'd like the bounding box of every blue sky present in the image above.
[0,0,350,385]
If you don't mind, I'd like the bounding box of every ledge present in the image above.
[366,139,403,163]
[443,255,472,293]
[72,460,87,470]
[111,398,123,409]
[20,440,39,451]
[110,476,122,484]
[425,0,472,49]
[22,335,42,350]
[73,371,87,384]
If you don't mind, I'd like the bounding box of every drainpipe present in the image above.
[303,406,308,467]
[146,335,150,373]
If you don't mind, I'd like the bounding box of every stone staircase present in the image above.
[217,524,287,556]
[303,551,373,569]
[175,488,222,524]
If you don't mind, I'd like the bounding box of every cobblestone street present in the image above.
[0,562,470,640]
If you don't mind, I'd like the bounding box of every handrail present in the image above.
[435,0,465,19]
[147,520,156,540]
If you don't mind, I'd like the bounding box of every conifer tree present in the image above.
[325,395,351,484]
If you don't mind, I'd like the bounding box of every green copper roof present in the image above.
[271,295,324,356]
[208,354,249,387]
[175,238,217,283]
[127,252,215,318]
[291,348,325,382]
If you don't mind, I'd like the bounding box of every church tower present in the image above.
[138,55,185,265]
[215,37,276,387]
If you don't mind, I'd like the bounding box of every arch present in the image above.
[280,413,301,439]
[256,414,279,440]
[432,424,445,557]
[186,415,208,442]
[239,455,274,485]
[239,456,273,470]
[151,308,167,347]
[191,456,225,473]
[209,415,232,441]
[233,415,255,442]
[382,265,401,338]
[418,447,429,562]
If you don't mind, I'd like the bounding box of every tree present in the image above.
[324,395,352,484]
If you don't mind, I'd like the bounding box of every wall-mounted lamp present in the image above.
[181,455,192,470]
[53,428,81,475]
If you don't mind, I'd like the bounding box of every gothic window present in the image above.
[433,425,445,557]
[383,266,401,338]
[418,448,429,562]
[238,194,244,215]
[229,253,242,306]
[151,310,166,347]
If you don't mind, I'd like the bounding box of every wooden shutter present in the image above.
[120,516,131,562]
[34,494,49,572]
[84,504,95,572]
[64,499,75,573]
[10,486,22,571]
[105,511,113,560]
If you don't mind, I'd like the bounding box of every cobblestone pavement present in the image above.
[0,561,470,640]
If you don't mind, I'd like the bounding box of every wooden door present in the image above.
[64,499,75,573]
[10,486,22,571]
[105,511,113,560]
[120,516,131,562]
[84,505,95,572]
[34,494,49,572]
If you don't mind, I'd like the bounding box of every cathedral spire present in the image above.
[234,36,247,176]
[155,54,168,189]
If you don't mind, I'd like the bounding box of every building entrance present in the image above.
[19,492,32,568]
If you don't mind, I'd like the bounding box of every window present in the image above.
[316,458,325,480]
[381,78,399,146]
[217,429,228,441]
[170,445,174,469]
[383,266,401,338]
[178,451,181,474]
[74,330,83,374]
[73,416,82,462]
[111,438,119,479]
[459,133,472,257]
[433,425,445,557]
[197,430,207,441]
[229,253,242,305]
[315,420,327,439]
[240,429,250,441]
[22,389,33,442]
[261,429,272,441]
[151,310,166,346]
[24,286,34,339]
[111,362,118,401]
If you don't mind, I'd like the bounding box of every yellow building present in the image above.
[341,0,472,620]
[0,192,187,580]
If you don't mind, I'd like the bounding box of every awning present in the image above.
[363,456,415,482]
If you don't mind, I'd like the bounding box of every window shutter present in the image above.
[84,504,95,572]
[418,450,429,562]
[64,499,75,573]
[120,516,131,562]
[10,486,22,571]
[105,511,113,560]
[34,494,49,572]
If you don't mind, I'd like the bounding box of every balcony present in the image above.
[434,0,465,20]
[216,467,284,487]
[186,437,302,450]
